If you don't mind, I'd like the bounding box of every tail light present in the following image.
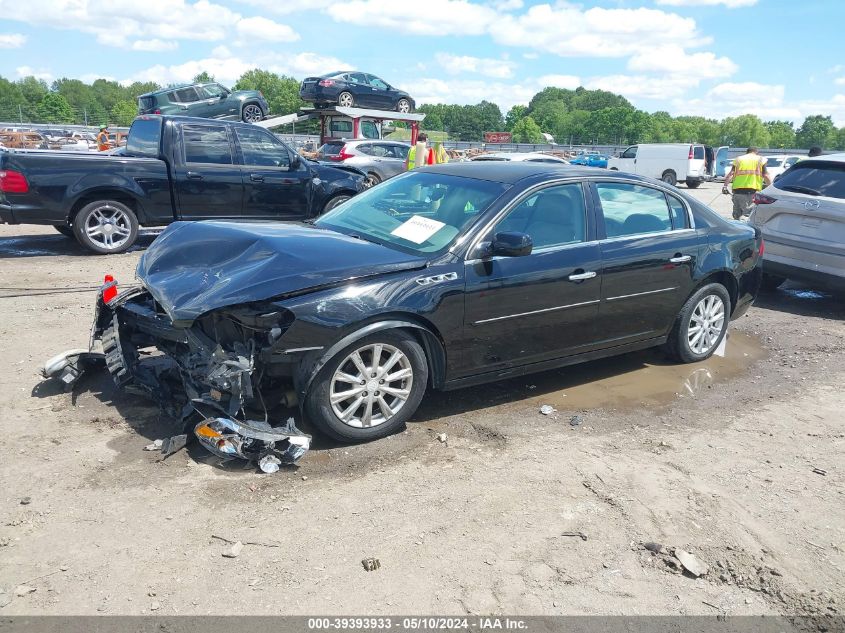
[0,169,29,193]
[318,79,335,87]
[688,146,694,159]
[153,109,161,114]
[329,145,355,162]
[752,192,777,205]
[102,274,118,304]
[759,239,765,256]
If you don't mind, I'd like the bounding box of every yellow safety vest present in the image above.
[731,154,764,190]
[407,142,449,170]
[407,142,429,170]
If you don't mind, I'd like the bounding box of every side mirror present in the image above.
[492,232,532,257]
[290,153,302,169]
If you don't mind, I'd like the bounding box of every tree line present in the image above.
[1,69,843,150]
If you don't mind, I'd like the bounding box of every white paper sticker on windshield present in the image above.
[390,215,446,244]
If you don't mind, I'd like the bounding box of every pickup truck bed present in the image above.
[0,115,365,253]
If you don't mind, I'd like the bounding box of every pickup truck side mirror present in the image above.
[290,153,301,169]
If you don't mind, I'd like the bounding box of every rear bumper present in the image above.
[0,202,16,224]
[763,237,845,290]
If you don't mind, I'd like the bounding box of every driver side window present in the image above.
[621,146,638,159]
[235,126,291,168]
[494,183,586,250]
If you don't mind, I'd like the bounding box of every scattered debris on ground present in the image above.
[362,558,381,572]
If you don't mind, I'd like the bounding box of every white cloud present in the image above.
[235,16,299,42]
[536,74,581,90]
[489,4,702,58]
[325,0,498,36]
[835,77,845,86]
[627,45,737,79]
[0,32,26,48]
[435,53,516,79]
[522,52,539,60]
[586,74,698,100]
[234,0,334,13]
[656,0,757,7]
[131,39,178,52]
[122,52,348,87]
[492,0,523,9]
[0,0,240,47]
[16,66,52,82]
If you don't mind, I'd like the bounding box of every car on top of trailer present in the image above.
[299,71,415,113]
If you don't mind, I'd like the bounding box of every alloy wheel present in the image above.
[397,99,410,113]
[329,343,414,428]
[84,204,133,251]
[338,92,354,108]
[242,104,263,123]
[687,294,725,355]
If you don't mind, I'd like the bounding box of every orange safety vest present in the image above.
[97,131,109,151]
[731,153,764,191]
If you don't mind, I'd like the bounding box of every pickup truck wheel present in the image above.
[73,200,138,255]
[242,103,263,123]
[304,331,428,442]
[323,194,351,213]
[54,225,74,238]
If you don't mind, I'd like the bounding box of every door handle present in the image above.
[186,171,203,180]
[568,271,597,281]
[249,174,265,182]
[669,254,691,263]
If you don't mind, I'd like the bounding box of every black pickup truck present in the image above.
[0,115,365,253]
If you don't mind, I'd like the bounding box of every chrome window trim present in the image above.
[605,287,677,302]
[599,228,696,244]
[473,299,600,325]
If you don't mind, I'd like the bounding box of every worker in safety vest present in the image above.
[96,126,110,152]
[406,134,449,170]
[722,147,770,220]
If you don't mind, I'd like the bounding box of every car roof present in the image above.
[472,152,565,161]
[424,161,622,184]
[802,152,845,163]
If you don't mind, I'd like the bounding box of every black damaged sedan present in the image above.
[53,163,762,458]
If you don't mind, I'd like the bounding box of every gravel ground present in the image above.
[0,181,842,617]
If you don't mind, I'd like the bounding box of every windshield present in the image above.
[315,171,509,255]
[766,157,784,167]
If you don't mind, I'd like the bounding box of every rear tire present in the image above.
[241,103,263,123]
[337,92,354,108]
[661,170,677,186]
[686,180,701,189]
[665,283,731,363]
[54,224,74,238]
[363,172,381,189]
[761,273,786,291]
[304,330,429,442]
[72,200,138,255]
[322,194,351,213]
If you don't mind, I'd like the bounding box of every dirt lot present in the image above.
[0,182,843,617]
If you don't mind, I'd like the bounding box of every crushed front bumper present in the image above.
[43,283,311,470]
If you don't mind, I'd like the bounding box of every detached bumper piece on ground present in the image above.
[42,283,311,472]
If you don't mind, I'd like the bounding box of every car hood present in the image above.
[136,221,427,326]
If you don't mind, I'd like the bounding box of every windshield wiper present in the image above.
[781,185,822,196]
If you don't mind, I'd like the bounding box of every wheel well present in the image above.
[662,169,676,176]
[697,271,738,315]
[242,100,262,113]
[69,192,139,224]
[399,324,447,390]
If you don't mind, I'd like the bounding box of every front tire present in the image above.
[242,103,263,123]
[337,91,355,108]
[686,180,701,189]
[661,170,677,186]
[322,194,351,213]
[666,283,731,363]
[304,331,429,442]
[72,200,139,254]
[396,98,411,113]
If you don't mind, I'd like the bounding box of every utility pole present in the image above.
[19,104,23,124]
[84,107,88,126]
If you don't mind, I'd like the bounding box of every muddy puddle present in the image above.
[420,331,768,419]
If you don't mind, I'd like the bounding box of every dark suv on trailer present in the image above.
[138,82,269,123]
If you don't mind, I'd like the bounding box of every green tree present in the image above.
[111,100,138,126]
[476,100,504,133]
[795,115,836,149]
[36,92,75,123]
[570,86,633,112]
[193,71,215,83]
[234,68,303,115]
[420,111,443,131]
[511,116,543,143]
[530,100,567,139]
[720,114,769,148]
[504,105,527,131]
[764,120,796,148]
[831,127,845,151]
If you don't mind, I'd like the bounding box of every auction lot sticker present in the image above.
[391,215,446,244]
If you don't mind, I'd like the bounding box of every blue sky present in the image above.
[1,0,843,124]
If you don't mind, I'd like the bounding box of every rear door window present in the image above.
[173,88,200,103]
[693,146,705,160]
[182,124,233,165]
[773,161,845,199]
[596,182,673,238]
[665,194,690,229]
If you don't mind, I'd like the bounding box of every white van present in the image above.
[607,143,727,188]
